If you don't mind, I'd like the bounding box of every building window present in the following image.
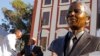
[40,37,47,51]
[45,0,51,5]
[59,10,67,24]
[61,0,69,3]
[42,12,50,25]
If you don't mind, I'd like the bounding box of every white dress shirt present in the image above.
[69,31,84,52]
[2,34,17,56]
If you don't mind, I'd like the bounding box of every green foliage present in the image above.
[11,0,27,16]
[12,0,27,10]
[2,0,33,34]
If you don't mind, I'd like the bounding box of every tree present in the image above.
[2,0,33,34]
[12,0,27,16]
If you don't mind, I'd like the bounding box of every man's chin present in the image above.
[70,26,80,30]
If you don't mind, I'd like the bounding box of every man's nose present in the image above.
[70,11,75,16]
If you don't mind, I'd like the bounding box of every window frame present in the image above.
[72,0,90,2]
[59,0,70,5]
[41,8,51,28]
[42,12,50,26]
[57,6,69,27]
[42,0,52,7]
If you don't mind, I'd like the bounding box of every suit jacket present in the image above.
[65,31,100,56]
[20,45,43,56]
[48,31,100,56]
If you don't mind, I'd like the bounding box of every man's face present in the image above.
[28,39,35,45]
[16,30,22,39]
[67,3,88,30]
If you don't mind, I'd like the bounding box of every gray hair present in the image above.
[69,1,91,17]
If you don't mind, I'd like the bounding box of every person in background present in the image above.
[10,29,24,53]
[18,38,43,56]
[2,29,22,56]
[0,27,8,56]
[48,1,100,56]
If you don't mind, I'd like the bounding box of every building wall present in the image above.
[31,0,98,56]
[90,0,97,36]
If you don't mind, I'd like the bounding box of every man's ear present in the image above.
[86,20,89,24]
[85,17,90,26]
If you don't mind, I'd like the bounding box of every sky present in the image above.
[0,0,34,24]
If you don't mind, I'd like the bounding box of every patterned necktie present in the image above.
[72,36,77,44]
[69,36,77,53]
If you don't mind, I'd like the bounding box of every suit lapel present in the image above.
[64,32,73,56]
[70,32,92,56]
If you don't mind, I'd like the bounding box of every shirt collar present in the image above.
[72,31,84,39]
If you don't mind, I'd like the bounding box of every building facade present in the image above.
[30,0,99,56]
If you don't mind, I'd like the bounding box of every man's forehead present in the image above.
[71,1,82,5]
[69,2,85,11]
[70,2,83,8]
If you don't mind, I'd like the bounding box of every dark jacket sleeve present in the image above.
[48,37,65,54]
[20,46,25,55]
[32,46,43,56]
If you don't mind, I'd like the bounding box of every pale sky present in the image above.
[0,0,34,24]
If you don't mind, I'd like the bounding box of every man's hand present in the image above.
[52,52,58,56]
[32,52,37,56]
[17,53,22,56]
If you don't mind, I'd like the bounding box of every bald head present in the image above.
[67,1,91,18]
[15,30,22,39]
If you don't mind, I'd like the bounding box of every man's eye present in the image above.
[68,9,82,14]
[68,10,72,13]
[74,9,82,13]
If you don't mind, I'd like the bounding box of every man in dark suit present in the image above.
[18,38,43,56]
[48,1,100,56]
